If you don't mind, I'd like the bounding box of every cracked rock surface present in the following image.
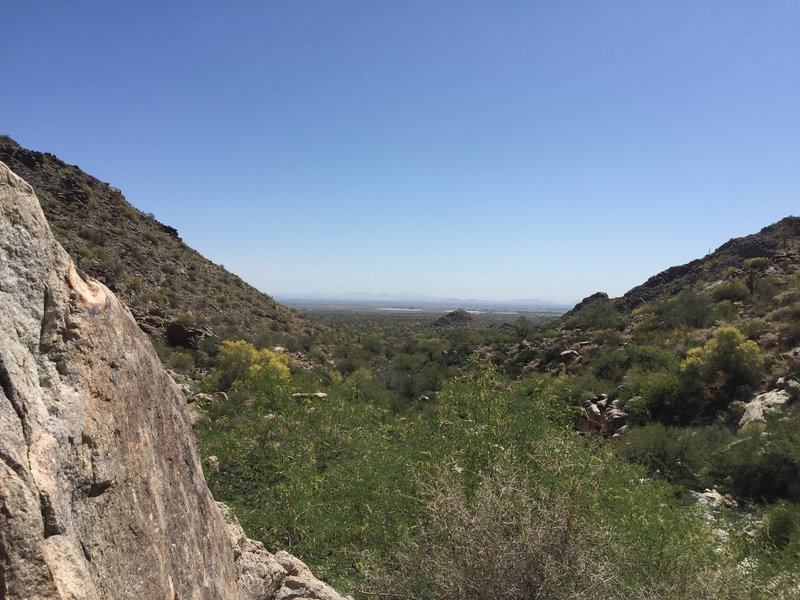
[0,161,350,600]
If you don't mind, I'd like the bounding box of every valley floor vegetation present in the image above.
[179,260,800,600]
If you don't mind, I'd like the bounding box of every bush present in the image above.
[681,326,764,412]
[712,281,749,302]
[760,501,800,551]
[624,423,734,487]
[212,340,290,391]
[383,469,620,600]
[623,368,689,424]
[566,298,622,330]
[667,289,715,328]
[744,257,770,297]
[590,345,630,382]
[713,412,800,502]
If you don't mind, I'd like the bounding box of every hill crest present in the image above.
[0,136,309,347]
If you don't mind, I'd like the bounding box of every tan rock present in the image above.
[738,389,791,430]
[0,160,350,600]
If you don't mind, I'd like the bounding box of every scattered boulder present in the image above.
[688,488,738,511]
[575,394,628,436]
[186,403,208,426]
[292,392,328,401]
[219,503,354,600]
[738,389,792,430]
[776,376,800,392]
[165,320,215,349]
[559,349,581,363]
[193,392,216,404]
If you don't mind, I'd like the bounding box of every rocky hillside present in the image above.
[0,136,311,348]
[503,214,800,398]
[0,161,349,599]
[616,216,800,310]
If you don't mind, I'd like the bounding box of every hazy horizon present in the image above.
[4,2,799,303]
[274,290,573,307]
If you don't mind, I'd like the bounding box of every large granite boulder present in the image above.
[0,161,349,600]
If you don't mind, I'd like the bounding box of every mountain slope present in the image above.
[0,136,309,346]
[616,216,800,310]
[505,214,800,393]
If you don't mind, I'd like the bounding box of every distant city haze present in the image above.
[3,2,799,304]
[275,292,572,312]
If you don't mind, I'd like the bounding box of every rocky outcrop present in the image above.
[575,394,628,437]
[431,309,475,328]
[0,161,348,599]
[738,388,792,431]
[564,292,609,317]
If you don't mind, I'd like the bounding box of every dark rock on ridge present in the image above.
[0,161,349,599]
[564,292,609,317]
[431,309,475,328]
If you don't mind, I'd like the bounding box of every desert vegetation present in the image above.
[188,237,800,599]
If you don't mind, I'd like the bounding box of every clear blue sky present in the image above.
[3,1,799,304]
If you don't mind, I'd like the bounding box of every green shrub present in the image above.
[681,326,764,411]
[714,300,740,322]
[713,412,800,502]
[566,298,622,330]
[760,501,800,551]
[382,468,621,600]
[667,289,715,328]
[590,345,630,382]
[212,339,289,391]
[624,424,734,487]
[77,226,106,245]
[712,281,749,302]
[623,368,688,423]
[629,344,680,372]
[168,349,195,373]
[624,423,701,485]
[744,257,770,297]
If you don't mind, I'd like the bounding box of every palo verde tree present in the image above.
[681,326,763,412]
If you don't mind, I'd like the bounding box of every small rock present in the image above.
[291,392,328,401]
[192,392,214,405]
[559,349,580,362]
[206,455,220,473]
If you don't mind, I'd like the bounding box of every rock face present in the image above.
[0,162,349,599]
[738,389,792,431]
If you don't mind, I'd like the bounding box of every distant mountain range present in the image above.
[275,292,572,312]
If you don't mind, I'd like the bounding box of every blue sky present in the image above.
[3,2,799,303]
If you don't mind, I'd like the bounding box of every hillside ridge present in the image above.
[0,136,309,347]
[615,215,800,310]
